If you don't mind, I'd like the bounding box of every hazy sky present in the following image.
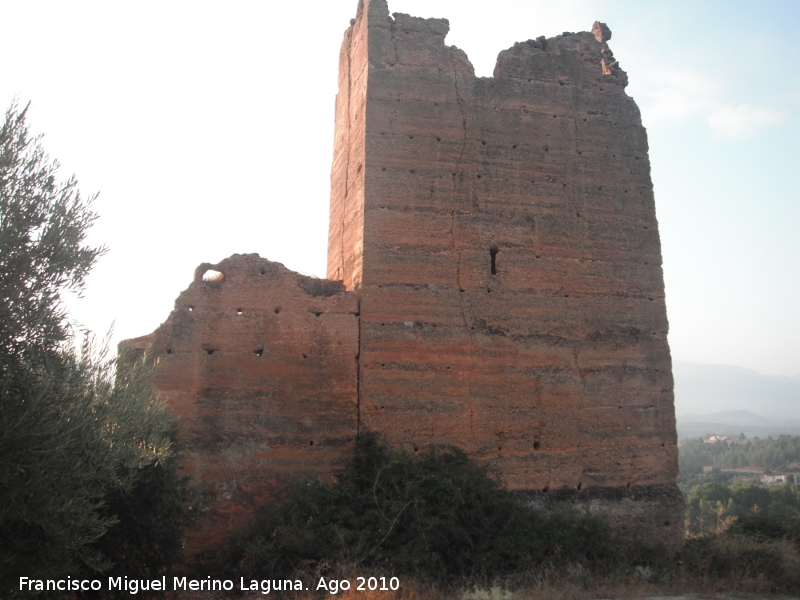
[2,0,798,377]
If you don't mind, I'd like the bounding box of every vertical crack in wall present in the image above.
[449,50,476,435]
[389,19,398,66]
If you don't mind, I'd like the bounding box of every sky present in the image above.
[1,0,798,378]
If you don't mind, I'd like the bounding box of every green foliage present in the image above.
[87,420,202,586]
[0,102,104,379]
[679,435,800,474]
[685,481,800,536]
[683,516,800,592]
[218,433,622,582]
[726,515,800,547]
[0,336,184,594]
[683,534,800,592]
[0,102,197,597]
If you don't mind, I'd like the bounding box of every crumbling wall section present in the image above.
[124,254,359,551]
[331,0,683,547]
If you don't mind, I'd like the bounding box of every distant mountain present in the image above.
[679,410,772,426]
[673,361,800,420]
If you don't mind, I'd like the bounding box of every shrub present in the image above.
[217,432,622,583]
[683,534,800,592]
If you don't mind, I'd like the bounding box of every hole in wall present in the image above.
[187,306,194,312]
[254,348,263,357]
[382,167,386,171]
[237,308,243,315]
[664,521,670,527]
[206,349,216,355]
[260,269,266,275]
[314,311,322,317]
[559,81,565,86]
[413,446,419,453]
[626,482,632,488]
[309,440,314,447]
[302,354,308,359]
[202,269,225,283]
[166,347,172,354]
[513,144,518,149]
[481,140,486,145]
[274,307,281,314]
[542,485,549,493]
[490,246,498,275]
[533,441,541,450]
[577,482,582,490]
[436,136,441,142]
[487,288,492,294]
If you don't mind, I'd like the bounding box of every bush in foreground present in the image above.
[217,433,622,583]
[683,516,800,593]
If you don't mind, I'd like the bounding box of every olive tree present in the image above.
[0,103,195,596]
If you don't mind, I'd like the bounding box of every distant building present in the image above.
[705,436,729,444]
[760,474,798,485]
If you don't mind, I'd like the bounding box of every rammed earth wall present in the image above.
[126,0,683,552]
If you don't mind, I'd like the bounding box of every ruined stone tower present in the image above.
[328,0,681,543]
[127,0,682,552]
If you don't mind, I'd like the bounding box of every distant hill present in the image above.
[673,362,800,438]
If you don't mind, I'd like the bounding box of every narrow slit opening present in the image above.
[490,246,498,275]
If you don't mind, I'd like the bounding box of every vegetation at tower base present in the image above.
[214,434,800,594]
[0,103,198,598]
[217,432,625,583]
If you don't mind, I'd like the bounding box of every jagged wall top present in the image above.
[351,0,626,88]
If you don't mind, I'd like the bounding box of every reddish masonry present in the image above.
[126,0,683,552]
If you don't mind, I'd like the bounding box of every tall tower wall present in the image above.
[329,0,682,546]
